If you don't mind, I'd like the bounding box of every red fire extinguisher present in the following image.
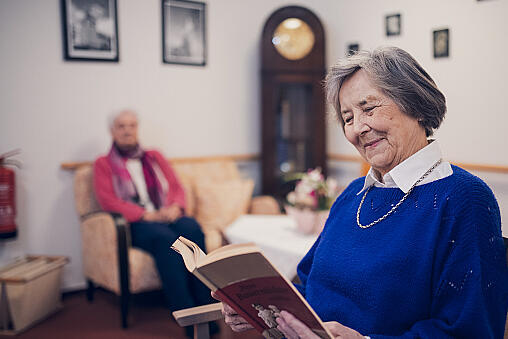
[0,149,20,239]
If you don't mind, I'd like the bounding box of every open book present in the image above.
[171,236,332,339]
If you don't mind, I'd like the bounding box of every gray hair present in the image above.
[324,46,446,136]
[108,109,138,129]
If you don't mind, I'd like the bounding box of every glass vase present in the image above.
[285,205,329,234]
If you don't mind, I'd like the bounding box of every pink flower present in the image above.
[285,167,342,211]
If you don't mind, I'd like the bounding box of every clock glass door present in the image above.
[276,82,313,195]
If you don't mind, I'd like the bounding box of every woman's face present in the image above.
[338,70,427,178]
[111,112,139,149]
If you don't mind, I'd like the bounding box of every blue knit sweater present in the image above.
[295,166,508,338]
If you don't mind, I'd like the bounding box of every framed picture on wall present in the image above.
[346,43,359,56]
[61,0,119,61]
[433,28,449,58]
[162,0,206,66]
[385,13,401,36]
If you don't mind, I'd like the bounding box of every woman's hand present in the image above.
[159,205,182,222]
[142,205,182,222]
[211,291,254,332]
[323,321,365,338]
[142,210,163,222]
[276,311,364,339]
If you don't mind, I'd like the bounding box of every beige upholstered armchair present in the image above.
[72,158,280,328]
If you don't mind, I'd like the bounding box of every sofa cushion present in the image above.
[194,179,254,233]
[249,196,281,215]
[203,229,224,252]
[172,161,240,183]
[175,173,196,217]
[173,160,242,218]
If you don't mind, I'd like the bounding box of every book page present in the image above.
[198,252,279,288]
[200,242,260,265]
[178,236,206,263]
[171,239,199,272]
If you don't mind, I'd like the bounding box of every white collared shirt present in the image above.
[358,140,453,195]
[125,159,156,211]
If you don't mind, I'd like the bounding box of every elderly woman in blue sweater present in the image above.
[217,46,508,338]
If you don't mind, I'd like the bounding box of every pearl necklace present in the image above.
[356,159,442,229]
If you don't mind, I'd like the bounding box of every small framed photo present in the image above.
[61,0,119,62]
[433,28,449,58]
[385,13,401,36]
[162,0,206,66]
[346,43,359,56]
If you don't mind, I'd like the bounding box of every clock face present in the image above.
[272,18,315,60]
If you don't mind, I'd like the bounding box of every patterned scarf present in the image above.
[106,143,168,209]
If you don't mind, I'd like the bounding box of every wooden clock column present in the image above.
[260,6,326,198]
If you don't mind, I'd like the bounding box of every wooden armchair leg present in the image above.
[172,303,223,339]
[115,213,131,329]
[120,291,130,329]
[194,322,211,339]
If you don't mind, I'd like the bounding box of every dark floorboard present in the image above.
[0,289,262,339]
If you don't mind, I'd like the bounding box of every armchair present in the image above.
[74,166,161,328]
[72,158,280,329]
[172,303,223,339]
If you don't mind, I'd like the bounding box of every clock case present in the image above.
[260,6,327,198]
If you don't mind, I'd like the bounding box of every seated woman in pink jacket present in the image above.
[94,110,215,338]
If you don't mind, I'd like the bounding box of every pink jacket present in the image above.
[93,150,187,222]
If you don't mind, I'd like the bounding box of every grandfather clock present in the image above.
[261,6,326,198]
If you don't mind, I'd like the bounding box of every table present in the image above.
[223,215,319,279]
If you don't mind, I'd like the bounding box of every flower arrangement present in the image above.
[285,168,341,211]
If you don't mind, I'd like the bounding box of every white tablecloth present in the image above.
[223,215,319,279]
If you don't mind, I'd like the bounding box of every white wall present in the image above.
[0,0,337,290]
[326,0,508,235]
[327,0,508,162]
[1,0,507,291]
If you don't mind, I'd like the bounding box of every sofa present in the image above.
[72,157,280,327]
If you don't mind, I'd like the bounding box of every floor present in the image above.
[0,289,262,339]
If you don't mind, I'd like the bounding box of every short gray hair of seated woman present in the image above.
[325,46,446,137]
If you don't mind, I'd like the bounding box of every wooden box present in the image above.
[0,255,68,335]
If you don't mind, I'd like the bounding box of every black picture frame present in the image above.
[61,0,119,62]
[346,43,359,56]
[162,0,206,66]
[385,13,401,36]
[433,28,449,58]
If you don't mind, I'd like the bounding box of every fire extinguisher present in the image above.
[0,149,21,239]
